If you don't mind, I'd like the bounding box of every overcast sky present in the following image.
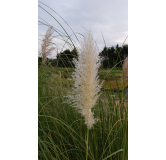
[38,0,128,58]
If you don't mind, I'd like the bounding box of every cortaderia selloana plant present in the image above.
[68,31,103,160]
[69,31,103,129]
[41,27,54,65]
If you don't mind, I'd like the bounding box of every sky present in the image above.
[38,0,128,58]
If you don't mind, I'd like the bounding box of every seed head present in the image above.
[69,31,103,129]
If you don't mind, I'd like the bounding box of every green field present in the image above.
[38,65,128,160]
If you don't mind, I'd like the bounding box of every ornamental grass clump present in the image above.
[69,31,103,129]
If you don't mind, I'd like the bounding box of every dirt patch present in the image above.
[103,80,128,91]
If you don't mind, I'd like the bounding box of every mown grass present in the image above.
[38,65,128,160]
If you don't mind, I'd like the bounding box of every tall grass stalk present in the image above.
[123,57,128,80]
[68,31,103,159]
[86,128,89,160]
[41,27,54,65]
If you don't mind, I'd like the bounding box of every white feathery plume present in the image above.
[69,31,103,129]
[41,27,54,65]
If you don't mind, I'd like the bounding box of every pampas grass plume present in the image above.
[41,27,54,64]
[123,57,128,80]
[69,31,103,129]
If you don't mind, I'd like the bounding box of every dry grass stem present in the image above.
[123,57,128,80]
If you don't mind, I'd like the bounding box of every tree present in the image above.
[115,44,122,67]
[99,46,116,68]
[121,44,128,59]
[56,47,78,68]
[108,46,116,66]
[99,44,128,68]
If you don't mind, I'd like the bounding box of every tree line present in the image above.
[38,44,128,69]
[99,44,128,68]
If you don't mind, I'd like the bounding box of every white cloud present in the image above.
[38,0,128,54]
